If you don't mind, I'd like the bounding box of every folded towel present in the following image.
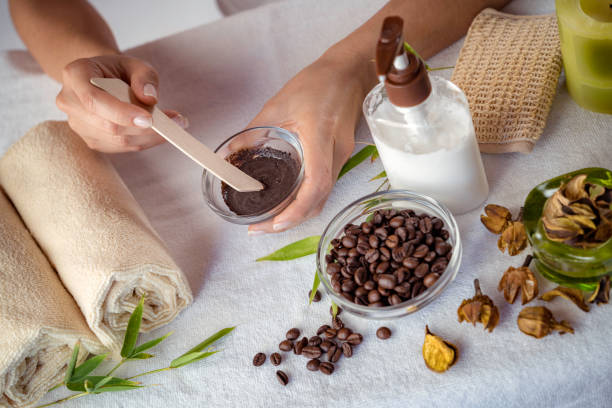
[0,189,104,408]
[0,121,193,349]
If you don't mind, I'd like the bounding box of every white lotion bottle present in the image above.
[363,16,488,214]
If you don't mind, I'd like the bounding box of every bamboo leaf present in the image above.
[67,376,138,392]
[331,301,339,319]
[256,236,320,261]
[131,332,173,356]
[172,327,235,364]
[370,149,379,163]
[92,384,144,393]
[71,353,108,382]
[338,145,378,179]
[370,170,387,181]
[83,380,94,393]
[93,376,114,391]
[170,351,219,369]
[404,42,430,70]
[309,271,321,305]
[64,341,80,384]
[121,295,145,358]
[128,353,154,360]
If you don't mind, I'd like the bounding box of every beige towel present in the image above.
[0,190,104,408]
[0,121,193,349]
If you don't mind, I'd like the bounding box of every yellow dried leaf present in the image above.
[422,326,457,373]
[540,286,589,312]
[480,204,511,234]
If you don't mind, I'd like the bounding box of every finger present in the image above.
[122,57,160,105]
[62,59,153,128]
[67,117,139,153]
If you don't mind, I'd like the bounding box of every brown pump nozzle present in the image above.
[376,16,431,108]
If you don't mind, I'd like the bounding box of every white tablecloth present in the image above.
[2,0,612,407]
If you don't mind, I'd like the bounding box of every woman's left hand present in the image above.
[247,53,371,234]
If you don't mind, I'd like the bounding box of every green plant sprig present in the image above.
[38,296,235,407]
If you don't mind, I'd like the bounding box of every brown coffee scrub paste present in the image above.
[222,147,299,216]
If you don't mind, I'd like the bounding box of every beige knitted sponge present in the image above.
[451,8,562,154]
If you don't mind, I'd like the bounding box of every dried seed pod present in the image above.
[422,325,458,373]
[480,204,511,234]
[517,306,574,338]
[457,279,499,332]
[588,276,610,305]
[540,286,589,312]
[497,219,527,256]
[498,255,538,305]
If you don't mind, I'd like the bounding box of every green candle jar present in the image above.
[524,167,612,290]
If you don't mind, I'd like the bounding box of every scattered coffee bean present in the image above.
[279,340,293,352]
[329,346,342,363]
[270,352,281,366]
[306,358,320,371]
[320,339,333,352]
[302,345,323,359]
[253,352,266,367]
[320,362,335,375]
[308,336,322,346]
[324,328,337,339]
[317,324,331,335]
[336,327,352,341]
[342,342,353,358]
[309,289,321,302]
[376,326,392,340]
[294,337,308,355]
[326,344,338,361]
[332,317,344,330]
[276,370,289,386]
[286,328,300,340]
[346,333,363,345]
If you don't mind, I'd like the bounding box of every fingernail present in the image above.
[133,116,152,128]
[171,114,189,129]
[248,229,265,236]
[143,83,157,100]
[272,221,292,232]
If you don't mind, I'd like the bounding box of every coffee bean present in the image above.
[402,257,419,269]
[326,344,337,361]
[423,272,440,288]
[355,295,368,305]
[346,333,363,345]
[330,346,342,363]
[320,340,333,352]
[373,212,383,225]
[369,301,385,307]
[356,242,370,255]
[364,248,380,263]
[341,236,356,248]
[327,263,340,275]
[308,336,322,346]
[389,216,405,228]
[414,263,429,278]
[253,352,266,366]
[294,337,307,355]
[341,280,357,293]
[302,345,322,359]
[309,289,321,302]
[332,280,342,293]
[374,227,388,240]
[342,342,353,358]
[279,340,293,352]
[435,241,451,256]
[379,247,391,261]
[317,325,331,336]
[389,294,402,305]
[441,229,450,240]
[378,274,397,289]
[325,254,334,263]
[320,362,335,375]
[394,267,407,284]
[332,317,344,330]
[341,267,353,279]
[394,282,411,295]
[376,326,392,339]
[330,306,342,316]
[368,289,382,303]
[337,247,348,257]
[324,328,337,339]
[286,328,300,340]
[331,238,341,248]
[377,286,391,296]
[276,370,289,386]
[419,217,432,233]
[270,352,281,366]
[337,327,352,341]
[364,280,376,290]
[413,244,429,258]
[385,235,399,248]
[361,221,373,233]
[424,251,437,263]
[306,358,320,371]
[392,246,407,262]
[376,262,390,274]
[411,281,423,298]
[425,233,434,246]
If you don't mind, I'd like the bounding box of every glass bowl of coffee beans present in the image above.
[316,190,462,319]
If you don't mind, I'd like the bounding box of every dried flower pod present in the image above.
[480,204,511,234]
[517,306,574,338]
[422,325,458,373]
[588,276,610,305]
[498,255,538,305]
[497,220,527,256]
[540,286,589,312]
[457,279,499,332]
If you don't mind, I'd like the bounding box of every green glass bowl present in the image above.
[523,167,612,290]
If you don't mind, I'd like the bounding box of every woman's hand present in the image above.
[247,53,371,234]
[56,54,188,153]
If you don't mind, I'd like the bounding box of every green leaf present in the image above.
[70,353,108,382]
[370,149,379,163]
[128,353,154,360]
[67,376,138,392]
[92,384,144,393]
[256,236,320,261]
[331,301,339,319]
[365,213,374,222]
[121,295,145,358]
[92,376,114,391]
[83,380,94,393]
[170,351,219,369]
[338,145,378,179]
[171,327,235,367]
[131,332,173,356]
[309,271,321,305]
[64,341,80,384]
[370,170,387,181]
[404,42,430,70]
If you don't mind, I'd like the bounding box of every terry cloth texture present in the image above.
[0,121,192,350]
[0,189,104,408]
[451,8,563,153]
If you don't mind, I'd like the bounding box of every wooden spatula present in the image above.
[90,77,264,193]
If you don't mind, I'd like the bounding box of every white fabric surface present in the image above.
[1,0,611,407]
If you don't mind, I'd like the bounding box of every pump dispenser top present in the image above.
[376,16,431,108]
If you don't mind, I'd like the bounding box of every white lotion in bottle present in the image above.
[363,16,488,214]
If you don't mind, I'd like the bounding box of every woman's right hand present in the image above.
[56,54,188,153]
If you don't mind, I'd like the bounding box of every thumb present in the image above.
[123,57,160,106]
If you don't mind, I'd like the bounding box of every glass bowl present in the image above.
[524,167,612,290]
[316,190,462,320]
[202,126,304,224]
